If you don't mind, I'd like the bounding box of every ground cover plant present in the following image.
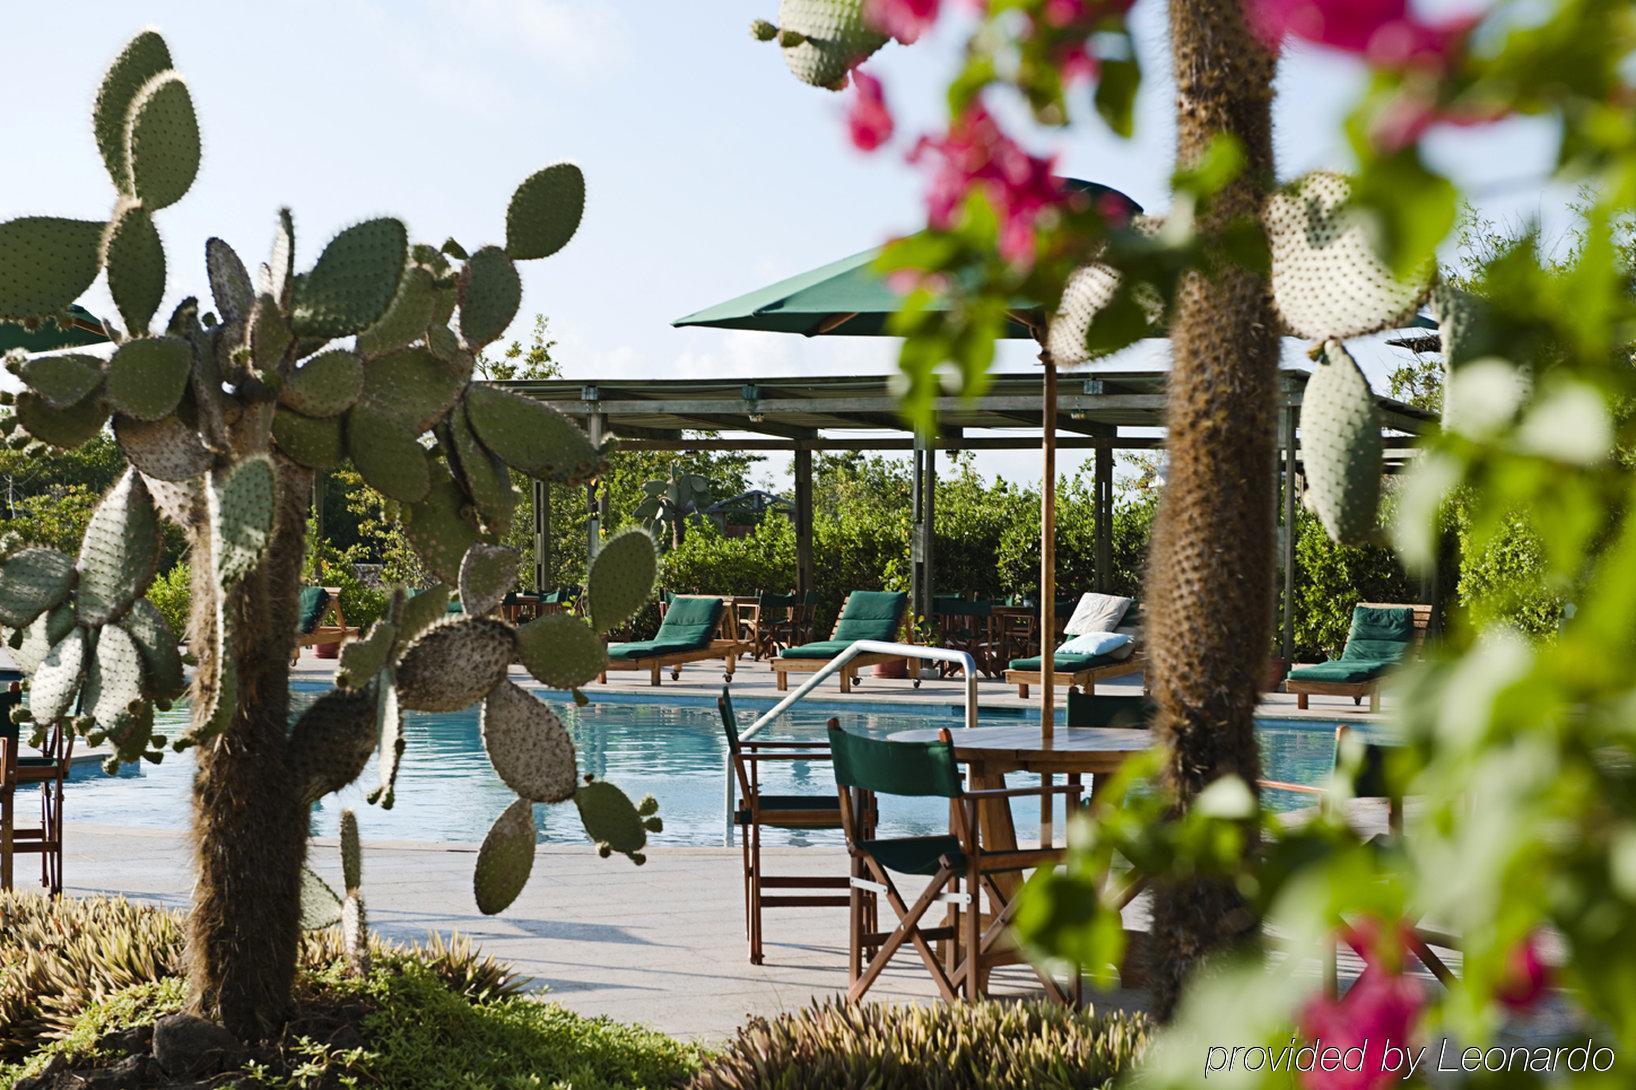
[0,30,662,1042]
[0,892,700,1089]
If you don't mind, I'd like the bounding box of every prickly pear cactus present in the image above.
[573,776,662,865]
[1300,341,1383,545]
[339,810,369,975]
[751,0,889,90]
[1264,171,1436,342]
[0,30,662,957]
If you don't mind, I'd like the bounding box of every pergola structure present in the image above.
[502,365,1434,660]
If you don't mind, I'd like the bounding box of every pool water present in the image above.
[65,685,1356,847]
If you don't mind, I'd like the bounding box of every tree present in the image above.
[475,313,560,381]
[0,32,659,1040]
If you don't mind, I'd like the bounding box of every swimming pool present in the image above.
[65,684,1357,847]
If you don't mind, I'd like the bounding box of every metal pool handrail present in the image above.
[724,640,979,845]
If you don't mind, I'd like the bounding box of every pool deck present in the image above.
[36,650,1414,1042]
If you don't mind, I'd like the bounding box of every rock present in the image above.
[96,1023,153,1057]
[152,1012,242,1078]
[79,1053,147,1089]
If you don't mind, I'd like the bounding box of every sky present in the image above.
[0,1,1572,490]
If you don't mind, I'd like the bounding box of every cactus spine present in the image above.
[0,30,658,1040]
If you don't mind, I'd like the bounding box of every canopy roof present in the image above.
[672,179,1140,339]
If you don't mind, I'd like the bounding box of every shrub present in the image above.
[690,998,1150,1090]
[144,563,192,642]
[1288,504,1416,660]
[0,893,521,1063]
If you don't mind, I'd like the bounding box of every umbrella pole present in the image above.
[1041,354,1058,843]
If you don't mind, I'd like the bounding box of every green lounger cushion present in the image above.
[296,586,330,634]
[1287,659,1396,683]
[1008,650,1128,673]
[608,596,723,660]
[1341,605,1415,662]
[780,590,906,659]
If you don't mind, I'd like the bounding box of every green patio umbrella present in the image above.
[0,305,109,353]
[674,179,1143,744]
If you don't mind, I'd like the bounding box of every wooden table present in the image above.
[888,725,1153,984]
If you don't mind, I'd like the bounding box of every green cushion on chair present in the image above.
[859,834,965,876]
[1288,659,1396,683]
[830,591,907,644]
[779,639,854,660]
[296,586,330,635]
[1007,650,1123,673]
[1341,606,1415,663]
[607,597,722,660]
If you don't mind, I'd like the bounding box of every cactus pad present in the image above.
[280,349,364,417]
[123,597,186,704]
[458,544,519,618]
[12,606,76,675]
[105,336,191,421]
[15,353,104,410]
[395,617,517,712]
[142,474,204,527]
[481,681,578,804]
[268,208,296,306]
[340,809,362,891]
[86,622,148,728]
[289,686,379,804]
[291,218,408,338]
[473,796,537,915]
[15,389,109,451]
[457,246,521,349]
[370,677,404,808]
[760,0,888,89]
[209,455,276,588]
[1046,263,1121,366]
[271,408,344,469]
[102,203,166,336]
[94,31,173,194]
[395,584,452,655]
[0,217,106,321]
[463,385,603,482]
[205,237,254,323]
[1428,283,1496,371]
[360,346,464,432]
[356,265,436,358]
[587,527,658,635]
[1300,341,1383,545]
[248,293,293,372]
[1265,171,1434,342]
[124,73,200,210]
[445,408,515,535]
[403,472,481,585]
[77,471,160,625]
[515,613,606,690]
[30,627,86,724]
[506,164,585,261]
[337,619,398,690]
[572,777,658,864]
[114,413,212,482]
[346,408,431,503]
[299,866,343,930]
[0,547,76,628]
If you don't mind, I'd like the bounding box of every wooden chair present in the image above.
[828,720,1083,1003]
[292,586,359,661]
[774,591,917,694]
[719,689,855,964]
[1285,603,1431,712]
[1,680,74,895]
[1261,726,1455,992]
[600,595,748,686]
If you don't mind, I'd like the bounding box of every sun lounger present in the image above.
[292,586,358,661]
[1005,645,1145,699]
[1285,603,1430,712]
[599,595,746,686]
[773,590,914,694]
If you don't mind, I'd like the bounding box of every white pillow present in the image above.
[1057,631,1132,657]
[1063,593,1132,636]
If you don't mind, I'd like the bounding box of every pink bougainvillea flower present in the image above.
[1244,0,1477,71]
[1495,930,1552,1013]
[1299,967,1425,1090]
[909,102,1063,265]
[864,0,941,43]
[847,69,895,151]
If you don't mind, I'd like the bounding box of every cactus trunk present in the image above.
[184,458,313,1038]
[1142,0,1278,1019]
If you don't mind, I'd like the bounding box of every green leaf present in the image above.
[1350,151,1457,280]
